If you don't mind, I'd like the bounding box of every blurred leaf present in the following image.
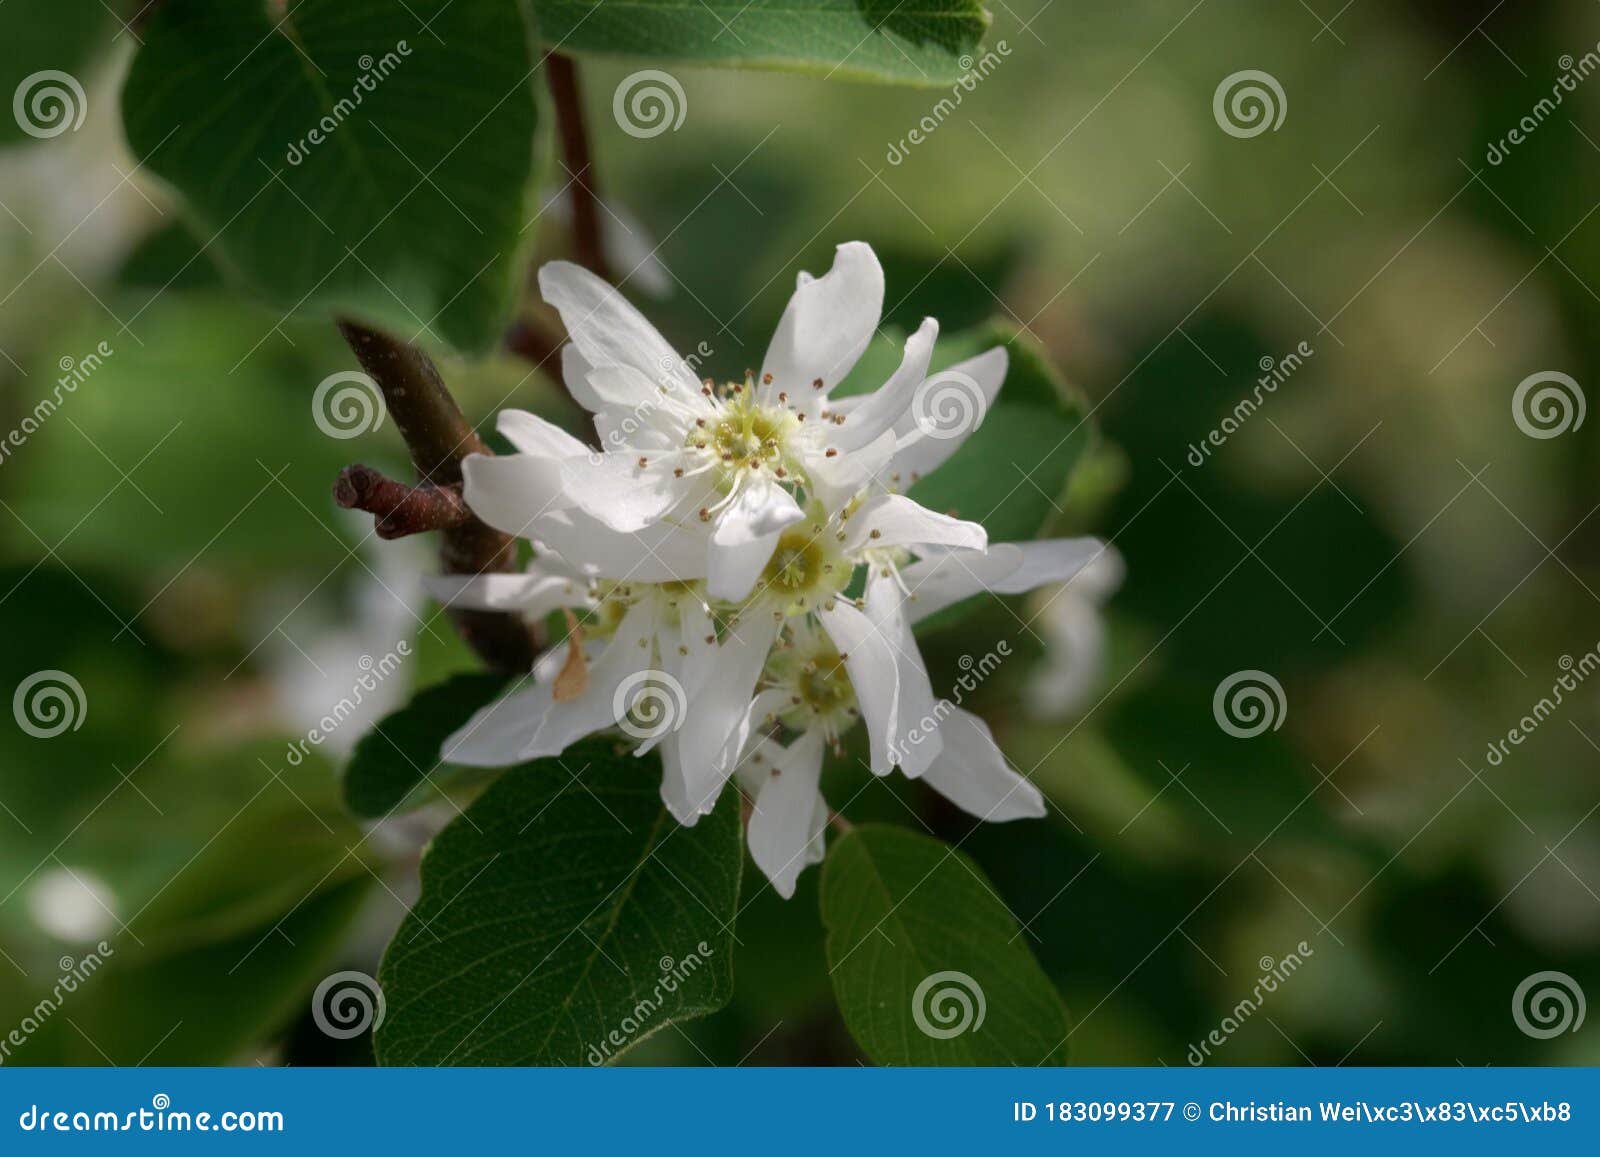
[0,0,107,147]
[544,0,991,85]
[376,738,741,1065]
[115,221,224,291]
[342,671,510,818]
[121,0,538,354]
[821,824,1070,1064]
[9,877,371,1065]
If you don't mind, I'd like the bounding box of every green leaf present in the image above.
[343,672,511,818]
[821,824,1071,1064]
[120,0,539,354]
[0,0,108,147]
[543,0,991,85]
[375,738,742,1065]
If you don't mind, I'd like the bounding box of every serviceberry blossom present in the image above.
[434,241,1122,896]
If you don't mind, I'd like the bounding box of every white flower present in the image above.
[729,535,1113,896]
[1026,544,1125,718]
[459,242,1008,600]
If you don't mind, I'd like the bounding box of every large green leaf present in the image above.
[376,738,742,1065]
[543,0,991,85]
[121,0,539,354]
[821,824,1071,1064]
[343,672,511,818]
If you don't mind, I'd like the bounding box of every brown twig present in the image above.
[336,319,535,673]
[546,53,609,280]
[505,314,565,373]
[333,463,472,540]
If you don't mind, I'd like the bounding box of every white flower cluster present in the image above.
[432,243,1111,896]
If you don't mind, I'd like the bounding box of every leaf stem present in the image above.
[546,52,609,280]
[336,319,535,673]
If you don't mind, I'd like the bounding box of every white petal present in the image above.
[839,493,986,555]
[424,571,591,616]
[865,568,943,777]
[554,451,696,533]
[818,600,901,776]
[806,428,897,512]
[746,729,827,899]
[889,345,1008,479]
[919,707,1045,821]
[496,409,590,458]
[442,681,551,767]
[538,260,697,393]
[759,242,883,405]
[832,318,938,452]
[706,480,803,600]
[901,538,1114,624]
[559,344,607,414]
[668,613,781,822]
[530,508,709,583]
[460,452,569,538]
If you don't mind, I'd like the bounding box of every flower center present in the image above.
[766,630,858,739]
[688,388,805,490]
[752,515,849,616]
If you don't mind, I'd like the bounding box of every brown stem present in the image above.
[336,319,535,673]
[546,53,609,280]
[505,314,565,373]
[333,463,471,540]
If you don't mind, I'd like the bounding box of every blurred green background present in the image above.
[2,0,1598,1065]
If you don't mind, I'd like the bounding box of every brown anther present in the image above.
[825,448,838,458]
[778,392,788,402]
[699,507,712,521]
[762,372,774,385]
[869,529,882,539]
[673,467,684,478]
[695,418,706,427]
[637,456,649,468]
[704,634,716,644]
[812,377,824,389]
[775,468,787,478]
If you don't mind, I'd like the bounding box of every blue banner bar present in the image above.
[0,1068,1595,1153]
